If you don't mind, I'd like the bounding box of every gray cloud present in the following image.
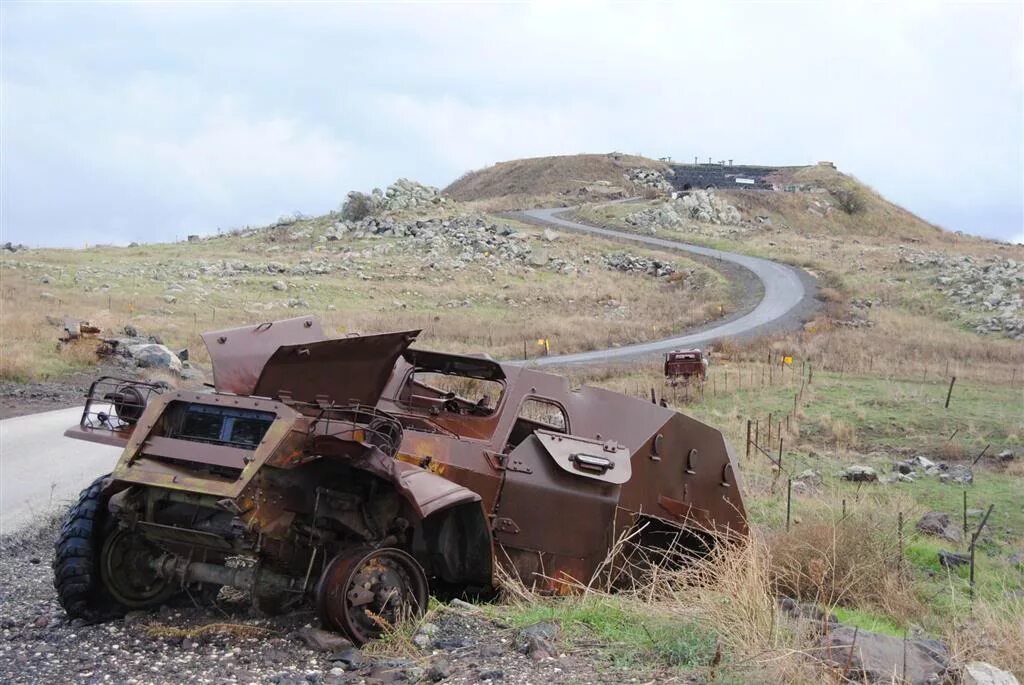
[1,1,1021,246]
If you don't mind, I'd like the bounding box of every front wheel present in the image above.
[53,475,178,619]
[53,474,120,619]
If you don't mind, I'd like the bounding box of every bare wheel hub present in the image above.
[316,548,428,644]
[100,527,176,608]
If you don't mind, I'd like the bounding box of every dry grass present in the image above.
[765,501,923,623]
[0,213,733,382]
[946,593,1024,676]
[444,152,668,204]
[143,621,277,639]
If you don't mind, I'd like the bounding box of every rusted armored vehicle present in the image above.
[55,317,746,643]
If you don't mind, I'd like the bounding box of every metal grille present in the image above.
[79,376,165,432]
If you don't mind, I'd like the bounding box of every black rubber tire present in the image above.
[52,474,119,619]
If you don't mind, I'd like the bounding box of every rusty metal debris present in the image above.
[57,317,102,344]
[55,316,747,644]
[664,348,708,383]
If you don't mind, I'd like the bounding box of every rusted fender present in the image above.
[393,461,482,519]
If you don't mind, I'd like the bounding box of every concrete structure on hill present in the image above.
[667,163,782,191]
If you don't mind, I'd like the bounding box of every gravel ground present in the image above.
[0,516,679,685]
[0,375,93,420]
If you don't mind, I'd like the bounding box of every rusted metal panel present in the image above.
[534,430,632,485]
[394,462,481,519]
[493,434,618,559]
[254,330,420,407]
[141,436,250,470]
[202,317,325,394]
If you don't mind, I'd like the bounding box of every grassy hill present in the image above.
[445,152,669,208]
[0,201,734,382]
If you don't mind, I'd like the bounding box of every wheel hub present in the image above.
[100,527,176,608]
[317,547,428,644]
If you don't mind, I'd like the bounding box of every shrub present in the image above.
[830,185,866,214]
[341,191,374,221]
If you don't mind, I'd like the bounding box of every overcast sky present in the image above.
[2,1,1022,247]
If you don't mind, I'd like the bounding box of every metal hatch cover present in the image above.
[203,317,326,394]
[534,429,632,484]
[253,330,421,407]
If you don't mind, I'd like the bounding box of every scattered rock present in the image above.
[962,661,1020,685]
[894,460,915,475]
[514,622,560,661]
[817,626,948,684]
[916,512,962,543]
[413,621,439,650]
[938,551,970,569]
[841,465,878,482]
[125,343,183,374]
[273,280,288,292]
[478,669,504,681]
[328,647,365,669]
[528,248,549,267]
[795,469,823,486]
[426,657,452,682]
[602,252,678,279]
[625,167,674,194]
[939,465,973,485]
[996,450,1015,463]
[297,627,353,653]
[900,249,1023,338]
[778,597,837,625]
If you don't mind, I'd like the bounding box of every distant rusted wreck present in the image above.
[56,317,747,643]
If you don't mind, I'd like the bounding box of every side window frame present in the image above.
[515,396,570,435]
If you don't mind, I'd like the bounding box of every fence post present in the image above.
[969,504,995,598]
[746,420,752,460]
[962,490,968,538]
[945,376,956,409]
[786,478,793,531]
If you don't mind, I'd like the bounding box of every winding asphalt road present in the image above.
[513,207,814,366]
[0,207,814,533]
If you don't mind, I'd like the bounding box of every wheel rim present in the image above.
[317,548,428,644]
[100,528,176,607]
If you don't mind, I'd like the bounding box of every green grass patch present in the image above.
[831,606,905,637]
[495,596,717,669]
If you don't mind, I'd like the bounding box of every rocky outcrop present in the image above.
[625,191,743,231]
[817,626,949,684]
[373,178,446,211]
[625,168,674,194]
[342,178,447,220]
[899,249,1023,338]
[962,661,1021,685]
[602,252,678,279]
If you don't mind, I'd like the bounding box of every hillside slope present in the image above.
[444,152,669,206]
